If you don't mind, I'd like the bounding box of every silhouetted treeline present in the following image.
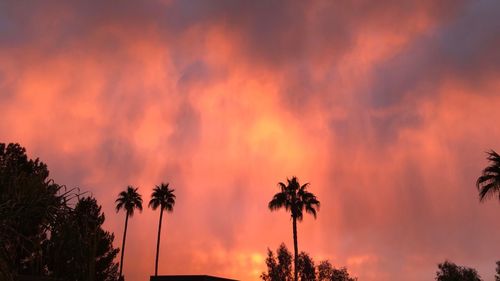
[435,260,482,281]
[0,143,119,281]
[3,141,500,281]
[434,260,500,281]
[260,243,357,281]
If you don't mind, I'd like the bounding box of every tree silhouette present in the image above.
[261,243,293,281]
[0,143,117,281]
[115,186,143,280]
[496,261,500,281]
[476,150,500,202]
[436,260,482,281]
[297,252,316,281]
[45,197,119,281]
[317,261,333,281]
[268,177,320,281]
[261,244,357,281]
[317,260,357,281]
[0,143,65,279]
[148,183,176,276]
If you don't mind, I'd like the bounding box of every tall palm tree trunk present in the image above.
[119,211,129,279]
[292,216,298,281]
[154,208,164,276]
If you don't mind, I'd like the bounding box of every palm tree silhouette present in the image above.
[149,183,176,276]
[477,150,500,202]
[115,185,143,280]
[268,177,320,281]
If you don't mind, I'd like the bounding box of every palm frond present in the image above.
[278,182,287,192]
[269,193,287,211]
[476,149,500,202]
[269,176,320,221]
[305,205,318,218]
[479,182,500,202]
[115,201,123,212]
[486,150,500,162]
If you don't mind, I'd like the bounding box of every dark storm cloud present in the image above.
[357,0,500,146]
[177,60,224,89]
[168,100,201,150]
[165,0,312,65]
[96,135,144,180]
[0,0,466,86]
[371,0,500,109]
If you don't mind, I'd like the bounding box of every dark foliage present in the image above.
[0,143,64,279]
[261,243,293,281]
[268,177,320,222]
[297,252,316,281]
[115,186,143,217]
[317,260,357,281]
[496,261,500,281]
[436,260,482,281]
[0,143,118,281]
[44,197,119,281]
[261,244,357,281]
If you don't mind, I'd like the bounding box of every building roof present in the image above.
[150,275,238,281]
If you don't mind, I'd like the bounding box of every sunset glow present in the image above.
[1,1,500,280]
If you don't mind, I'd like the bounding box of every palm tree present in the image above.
[148,183,176,276]
[476,150,500,202]
[268,177,320,281]
[115,185,143,280]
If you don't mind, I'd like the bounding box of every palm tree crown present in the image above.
[115,185,143,216]
[269,177,320,220]
[149,183,176,212]
[476,150,500,202]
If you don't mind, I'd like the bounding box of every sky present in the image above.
[1,0,500,280]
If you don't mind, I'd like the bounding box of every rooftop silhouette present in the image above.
[150,275,238,281]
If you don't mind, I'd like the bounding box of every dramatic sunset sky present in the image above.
[1,1,500,280]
